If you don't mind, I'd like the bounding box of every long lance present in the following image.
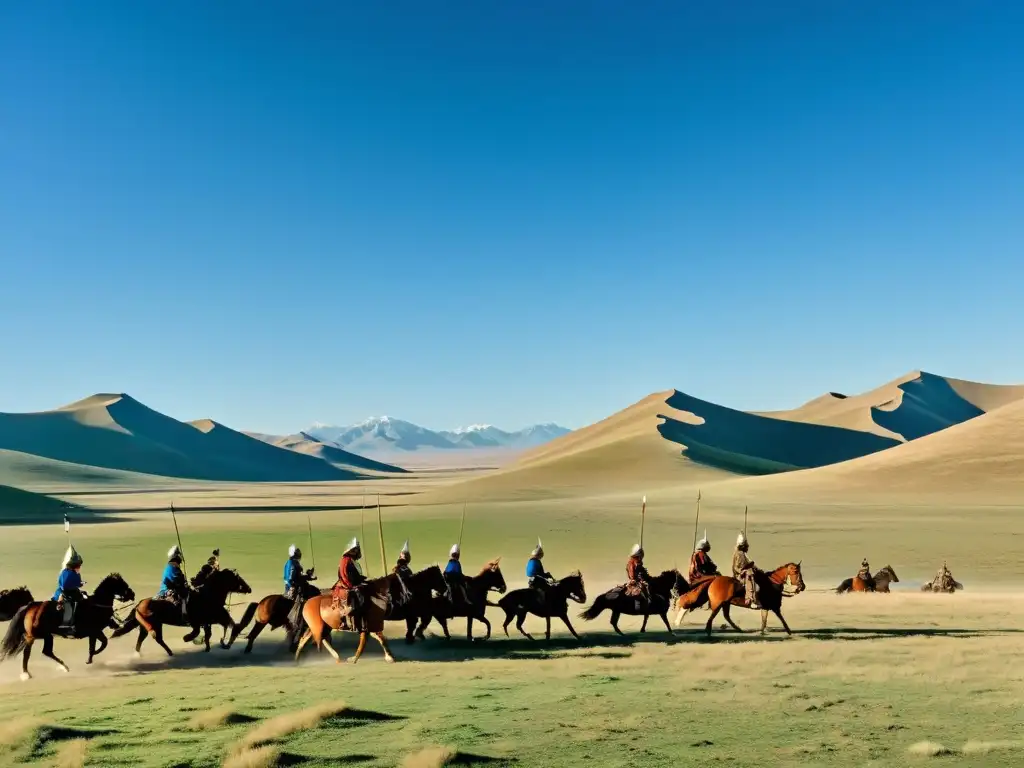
[360,492,367,570]
[170,502,186,571]
[744,505,748,537]
[63,504,72,547]
[458,502,467,549]
[376,494,387,577]
[307,515,316,571]
[639,495,647,549]
[691,489,702,553]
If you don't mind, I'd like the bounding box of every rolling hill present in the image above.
[0,483,83,523]
[264,432,408,474]
[0,394,381,483]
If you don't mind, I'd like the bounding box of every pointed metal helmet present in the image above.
[736,531,747,548]
[62,544,82,569]
[344,537,360,555]
[400,539,410,555]
[288,544,300,558]
[696,528,709,552]
[532,538,543,557]
[630,543,643,557]
[167,544,182,560]
[450,543,460,556]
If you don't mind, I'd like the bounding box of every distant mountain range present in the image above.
[304,417,571,454]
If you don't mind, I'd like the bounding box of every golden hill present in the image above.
[0,394,376,482]
[266,432,407,474]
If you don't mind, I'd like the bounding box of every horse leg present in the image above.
[760,609,769,634]
[479,614,491,641]
[611,610,623,635]
[437,616,451,640]
[244,621,265,653]
[545,616,551,641]
[294,629,313,662]
[405,616,416,644]
[674,601,689,628]
[372,632,396,663]
[20,640,34,681]
[202,624,213,652]
[640,613,649,633]
[42,635,70,673]
[87,634,97,664]
[772,607,793,636]
[658,610,675,635]
[721,603,742,632]
[515,610,533,640]
[152,624,174,656]
[93,632,109,660]
[134,624,148,657]
[415,614,429,641]
[704,601,725,636]
[502,608,514,637]
[467,616,474,641]
[348,631,368,664]
[560,614,581,640]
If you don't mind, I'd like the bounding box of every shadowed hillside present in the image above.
[269,432,408,474]
[0,394,372,482]
[0,483,83,523]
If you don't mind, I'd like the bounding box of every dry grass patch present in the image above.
[233,701,347,753]
[961,740,1023,754]
[55,738,89,768]
[223,745,281,768]
[188,706,257,731]
[907,741,957,757]
[401,746,457,768]
[0,717,44,748]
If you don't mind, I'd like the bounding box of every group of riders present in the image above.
[50,526,777,635]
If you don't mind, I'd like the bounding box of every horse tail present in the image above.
[0,604,31,660]
[233,602,259,635]
[111,612,140,638]
[578,596,606,621]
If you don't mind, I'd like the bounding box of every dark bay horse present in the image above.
[579,569,686,635]
[384,565,450,643]
[836,565,899,594]
[494,572,587,640]
[676,562,805,636]
[1,587,33,622]
[423,559,507,641]
[111,568,251,655]
[225,581,323,653]
[0,573,135,680]
[296,571,408,664]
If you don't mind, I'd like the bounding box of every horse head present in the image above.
[880,565,899,582]
[96,573,135,603]
[207,568,252,596]
[419,564,449,596]
[559,571,586,604]
[788,561,806,593]
[477,559,506,594]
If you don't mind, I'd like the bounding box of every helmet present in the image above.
[450,543,460,557]
[736,531,748,548]
[695,529,709,552]
[167,545,183,562]
[62,544,83,569]
[343,537,360,556]
[531,538,543,558]
[289,544,301,558]
[630,543,643,557]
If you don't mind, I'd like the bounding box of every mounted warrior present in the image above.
[393,540,413,580]
[526,539,554,607]
[332,538,367,629]
[445,543,470,607]
[53,544,87,632]
[158,545,191,621]
[856,558,875,591]
[625,543,651,607]
[191,548,222,589]
[732,532,760,610]
[283,543,316,630]
[688,529,719,583]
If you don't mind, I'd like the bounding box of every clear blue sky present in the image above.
[2,1,1022,434]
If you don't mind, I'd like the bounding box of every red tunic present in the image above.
[626,556,647,582]
[338,556,364,589]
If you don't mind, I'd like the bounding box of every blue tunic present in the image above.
[526,557,547,580]
[52,568,83,601]
[283,557,301,590]
[160,563,186,595]
[444,558,462,576]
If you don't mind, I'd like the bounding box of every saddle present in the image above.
[56,601,79,636]
[623,581,648,599]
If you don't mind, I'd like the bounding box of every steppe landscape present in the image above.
[2,371,1022,767]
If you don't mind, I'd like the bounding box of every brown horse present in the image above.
[675,562,805,636]
[423,558,507,641]
[225,581,323,653]
[384,565,451,643]
[295,571,409,664]
[111,568,251,656]
[0,573,135,680]
[494,571,587,640]
[835,565,899,594]
[579,569,686,635]
[0,587,33,622]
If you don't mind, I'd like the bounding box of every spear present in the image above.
[691,489,702,553]
[376,494,387,577]
[170,502,186,570]
[360,492,367,571]
[639,495,647,548]
[744,505,748,537]
[307,515,316,571]
[63,507,72,547]
[458,502,467,549]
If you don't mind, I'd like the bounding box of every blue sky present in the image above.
[2,1,1022,433]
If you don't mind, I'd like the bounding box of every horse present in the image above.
[422,558,507,641]
[579,569,686,635]
[835,565,899,594]
[921,576,963,593]
[225,581,323,653]
[0,573,135,681]
[111,568,251,656]
[494,571,587,640]
[0,587,33,622]
[295,571,409,664]
[383,565,451,643]
[675,562,805,636]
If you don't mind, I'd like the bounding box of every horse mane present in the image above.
[476,559,501,577]
[654,569,679,581]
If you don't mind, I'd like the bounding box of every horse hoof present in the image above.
[20,672,31,682]
[56,665,68,673]
[385,655,396,664]
[133,651,142,659]
[347,656,358,664]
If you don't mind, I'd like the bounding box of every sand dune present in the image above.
[0,483,81,523]
[268,432,408,474]
[0,394,370,482]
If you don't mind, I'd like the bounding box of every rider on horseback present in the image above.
[626,544,651,606]
[392,540,413,580]
[857,558,875,591]
[688,530,719,583]
[444,544,470,607]
[191,549,221,588]
[334,538,366,629]
[158,546,191,620]
[526,539,554,607]
[732,532,760,610]
[284,543,316,630]
[53,545,86,631]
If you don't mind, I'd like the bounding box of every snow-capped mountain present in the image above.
[304,417,570,454]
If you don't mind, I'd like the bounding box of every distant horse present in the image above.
[384,565,451,643]
[295,571,408,664]
[112,568,251,656]
[225,581,323,653]
[494,571,587,640]
[423,559,507,641]
[835,565,899,594]
[675,562,805,636]
[921,577,963,593]
[579,569,686,635]
[0,573,135,680]
[0,587,33,622]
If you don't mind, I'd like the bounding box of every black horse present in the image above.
[493,571,587,640]
[835,564,900,594]
[384,564,451,643]
[0,587,34,623]
[422,559,507,641]
[579,569,685,635]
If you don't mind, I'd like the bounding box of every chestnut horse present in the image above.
[0,587,33,622]
[579,569,686,635]
[0,573,135,680]
[675,562,805,636]
[295,571,408,664]
[111,568,251,655]
[225,580,323,653]
[423,558,507,641]
[835,565,899,594]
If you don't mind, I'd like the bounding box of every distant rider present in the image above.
[688,530,719,583]
[732,532,760,609]
[856,558,875,591]
[526,539,554,606]
[159,545,191,619]
[626,544,651,607]
[53,544,86,631]
[191,548,221,588]
[392,540,413,581]
[445,544,470,607]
